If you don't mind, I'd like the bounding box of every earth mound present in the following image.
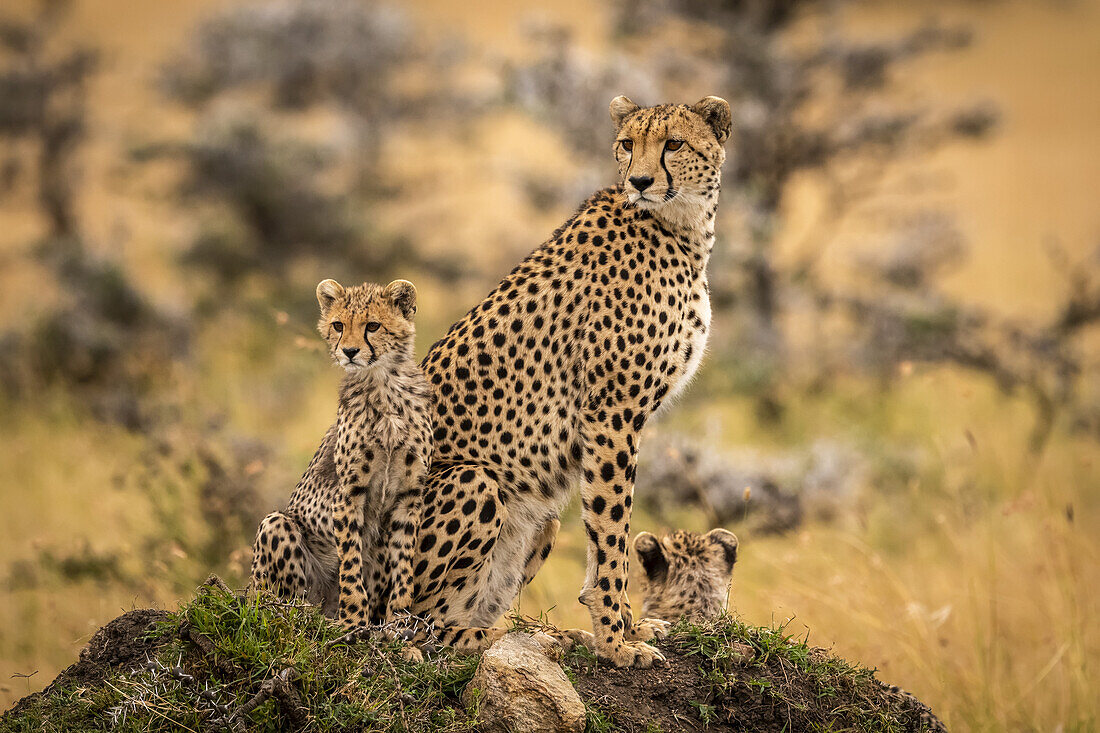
[1,581,942,732]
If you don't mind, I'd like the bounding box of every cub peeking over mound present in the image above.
[633,528,739,622]
[632,529,948,731]
[250,278,432,632]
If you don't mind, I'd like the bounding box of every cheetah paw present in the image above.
[557,628,596,651]
[628,617,671,643]
[598,640,667,669]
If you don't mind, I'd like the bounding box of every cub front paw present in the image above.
[627,617,671,642]
[597,639,666,668]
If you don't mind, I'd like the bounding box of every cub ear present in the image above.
[384,279,417,319]
[609,95,640,128]
[690,96,732,145]
[633,532,669,583]
[705,528,739,573]
[316,279,344,312]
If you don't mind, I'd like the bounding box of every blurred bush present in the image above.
[138,114,361,288]
[0,1,185,428]
[144,0,470,299]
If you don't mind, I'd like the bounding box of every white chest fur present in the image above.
[368,408,408,453]
[668,279,711,401]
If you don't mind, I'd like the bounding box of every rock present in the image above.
[462,632,585,733]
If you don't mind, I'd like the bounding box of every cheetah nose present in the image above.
[629,175,654,191]
[342,347,360,360]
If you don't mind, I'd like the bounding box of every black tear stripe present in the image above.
[660,149,674,193]
[364,336,377,363]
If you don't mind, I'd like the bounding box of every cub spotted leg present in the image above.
[250,512,311,599]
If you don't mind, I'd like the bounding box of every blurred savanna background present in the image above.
[0,0,1097,728]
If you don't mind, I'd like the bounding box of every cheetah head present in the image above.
[316,278,417,374]
[610,95,731,222]
[633,528,738,622]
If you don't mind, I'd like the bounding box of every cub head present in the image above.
[316,278,417,374]
[633,528,739,622]
[609,95,731,220]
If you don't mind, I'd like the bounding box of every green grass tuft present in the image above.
[566,613,936,733]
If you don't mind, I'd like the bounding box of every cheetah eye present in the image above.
[365,321,381,333]
[619,139,634,152]
[665,140,684,151]
[331,321,343,332]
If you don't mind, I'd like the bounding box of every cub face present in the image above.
[316,278,417,374]
[633,528,739,622]
[609,95,731,215]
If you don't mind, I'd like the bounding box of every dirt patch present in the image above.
[2,609,171,720]
[575,648,727,732]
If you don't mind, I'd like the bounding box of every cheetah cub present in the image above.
[633,530,947,731]
[251,278,432,632]
[633,529,739,622]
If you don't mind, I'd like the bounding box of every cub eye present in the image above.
[665,140,684,151]
[619,139,634,152]
[331,321,343,332]
[365,322,381,332]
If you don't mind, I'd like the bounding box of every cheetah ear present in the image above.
[609,95,640,128]
[384,279,417,319]
[705,528,739,573]
[690,96,732,145]
[316,279,344,312]
[634,532,668,583]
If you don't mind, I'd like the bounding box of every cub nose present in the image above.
[629,175,654,191]
[342,347,360,360]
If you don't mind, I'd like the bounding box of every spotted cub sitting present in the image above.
[633,529,739,621]
[250,279,432,631]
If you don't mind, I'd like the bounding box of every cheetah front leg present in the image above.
[578,415,665,668]
[379,452,425,620]
[333,439,376,631]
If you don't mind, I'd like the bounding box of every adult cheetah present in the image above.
[403,96,732,667]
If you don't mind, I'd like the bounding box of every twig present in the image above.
[201,574,235,596]
[213,668,307,731]
[178,621,238,679]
